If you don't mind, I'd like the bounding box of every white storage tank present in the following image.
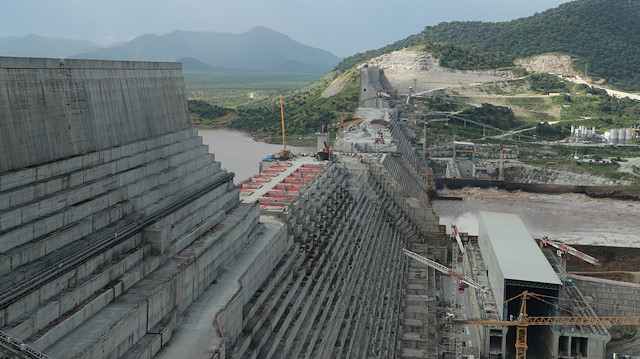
[626,128,633,145]
[610,128,619,145]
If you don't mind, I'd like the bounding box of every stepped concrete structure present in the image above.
[0,57,264,358]
[2,57,621,359]
[0,57,448,359]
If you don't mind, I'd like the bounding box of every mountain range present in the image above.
[0,34,99,59]
[0,27,341,74]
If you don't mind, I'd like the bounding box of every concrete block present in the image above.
[144,225,170,255]
[0,208,21,232]
[33,212,65,238]
[0,224,33,254]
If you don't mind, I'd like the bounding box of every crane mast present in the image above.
[446,290,640,359]
[275,93,292,160]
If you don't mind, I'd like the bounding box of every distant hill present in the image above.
[178,57,217,72]
[71,27,340,74]
[336,0,640,91]
[0,34,99,58]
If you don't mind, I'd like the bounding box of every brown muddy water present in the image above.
[432,187,640,247]
[198,128,314,184]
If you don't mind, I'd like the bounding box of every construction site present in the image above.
[0,54,639,359]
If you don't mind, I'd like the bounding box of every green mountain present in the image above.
[0,34,99,58]
[71,27,340,74]
[337,0,640,91]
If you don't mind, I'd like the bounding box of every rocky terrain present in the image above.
[516,54,576,75]
[364,50,514,96]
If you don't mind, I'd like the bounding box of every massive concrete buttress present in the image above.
[0,57,257,359]
[1,57,451,359]
[0,57,189,173]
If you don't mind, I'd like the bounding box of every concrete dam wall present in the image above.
[0,57,448,359]
[0,57,252,358]
[0,57,189,172]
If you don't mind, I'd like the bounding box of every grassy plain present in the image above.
[184,71,320,109]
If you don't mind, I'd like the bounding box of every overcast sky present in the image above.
[1,0,571,57]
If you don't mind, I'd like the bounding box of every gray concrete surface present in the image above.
[0,57,189,172]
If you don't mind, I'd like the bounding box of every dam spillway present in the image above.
[0,57,447,358]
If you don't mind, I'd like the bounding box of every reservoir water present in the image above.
[198,128,314,184]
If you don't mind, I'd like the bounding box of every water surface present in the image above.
[433,187,640,247]
[198,128,314,183]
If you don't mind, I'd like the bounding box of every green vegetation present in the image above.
[185,72,319,109]
[557,86,640,127]
[187,70,361,143]
[532,122,570,140]
[422,43,515,70]
[459,103,525,129]
[184,70,361,140]
[528,73,566,93]
[611,327,638,342]
[336,0,640,91]
[188,100,231,125]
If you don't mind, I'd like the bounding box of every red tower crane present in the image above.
[542,236,600,266]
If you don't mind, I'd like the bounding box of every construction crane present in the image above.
[403,248,481,292]
[406,86,413,104]
[405,246,473,358]
[274,93,292,160]
[446,290,640,359]
[450,224,466,255]
[333,116,364,130]
[332,115,364,160]
[542,236,600,265]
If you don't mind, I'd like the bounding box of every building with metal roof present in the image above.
[478,211,562,320]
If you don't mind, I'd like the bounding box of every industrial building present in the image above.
[475,212,610,358]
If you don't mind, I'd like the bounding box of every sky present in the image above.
[0,0,572,58]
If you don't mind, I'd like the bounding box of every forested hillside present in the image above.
[412,0,640,90]
[335,0,640,90]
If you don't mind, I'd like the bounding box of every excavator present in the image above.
[317,140,331,161]
[274,93,293,161]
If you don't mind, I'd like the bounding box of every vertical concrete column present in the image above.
[502,327,508,358]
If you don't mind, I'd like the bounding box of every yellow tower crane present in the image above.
[275,93,292,160]
[446,290,640,359]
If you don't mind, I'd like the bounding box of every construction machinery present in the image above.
[450,224,466,255]
[274,93,292,161]
[446,290,640,359]
[317,140,331,161]
[403,248,481,292]
[542,236,600,265]
[333,116,365,130]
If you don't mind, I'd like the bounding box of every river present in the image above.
[198,128,314,184]
[197,128,639,247]
[433,187,640,248]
